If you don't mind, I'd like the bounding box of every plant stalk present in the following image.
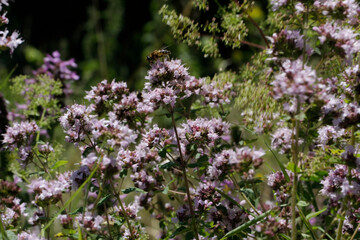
[291,97,300,240]
[336,125,356,240]
[110,180,135,240]
[171,111,200,240]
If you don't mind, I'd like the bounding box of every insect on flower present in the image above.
[147,49,171,63]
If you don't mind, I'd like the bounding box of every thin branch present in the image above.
[232,0,270,48]
[170,110,200,240]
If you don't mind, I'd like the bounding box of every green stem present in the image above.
[336,125,356,240]
[350,222,360,240]
[291,97,300,240]
[336,217,344,240]
[110,180,135,240]
[103,203,113,240]
[0,217,9,240]
[230,175,260,215]
[170,111,200,240]
[36,108,47,143]
[40,158,102,237]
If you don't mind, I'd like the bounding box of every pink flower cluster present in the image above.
[313,22,360,62]
[314,0,360,25]
[208,147,264,180]
[144,59,232,110]
[27,172,72,206]
[271,58,317,102]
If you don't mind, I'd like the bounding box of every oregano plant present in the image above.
[2,0,360,240]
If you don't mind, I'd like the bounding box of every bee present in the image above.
[147,49,171,63]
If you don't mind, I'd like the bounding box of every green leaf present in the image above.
[294,112,306,121]
[170,226,190,238]
[188,155,209,168]
[240,188,254,197]
[69,207,83,215]
[160,161,177,169]
[306,207,327,220]
[264,141,290,182]
[0,218,8,240]
[77,222,83,240]
[122,187,147,194]
[287,162,301,173]
[82,146,96,157]
[162,179,176,195]
[41,157,103,236]
[297,207,317,240]
[0,231,16,240]
[185,231,194,240]
[278,234,291,240]
[314,227,334,240]
[0,65,17,91]
[51,160,68,169]
[297,200,309,207]
[215,188,239,207]
[313,47,321,56]
[119,168,128,178]
[158,148,167,158]
[221,210,271,239]
[97,194,111,206]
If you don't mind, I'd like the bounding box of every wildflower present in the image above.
[85,79,129,113]
[317,125,345,148]
[18,231,45,240]
[208,147,264,179]
[200,82,232,107]
[34,51,79,81]
[314,0,360,25]
[145,59,190,88]
[271,59,317,102]
[2,121,39,149]
[319,164,360,202]
[178,118,230,154]
[74,212,105,232]
[27,174,72,205]
[270,0,287,11]
[267,29,313,58]
[91,118,138,148]
[271,127,293,154]
[0,29,23,53]
[59,104,96,144]
[313,22,360,62]
[143,124,173,148]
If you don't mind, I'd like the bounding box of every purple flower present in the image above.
[145,59,190,88]
[85,79,129,113]
[28,174,72,205]
[177,118,230,155]
[271,59,317,102]
[317,125,345,148]
[34,51,79,81]
[2,121,39,149]
[313,22,360,62]
[314,0,360,25]
[74,212,105,232]
[320,164,348,201]
[267,29,313,58]
[0,29,23,53]
[200,82,232,107]
[208,147,264,179]
[59,104,96,144]
[271,127,293,154]
[270,0,287,11]
[142,86,177,108]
